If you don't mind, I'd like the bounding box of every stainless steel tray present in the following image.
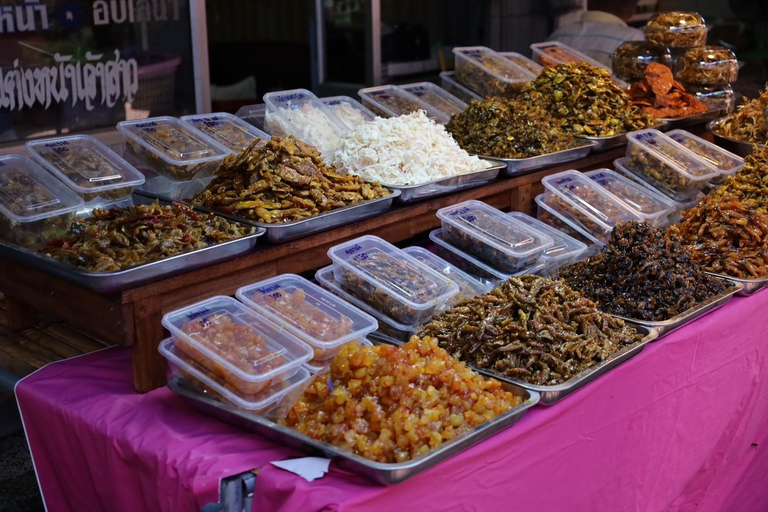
[577,121,669,152]
[707,272,768,296]
[611,280,742,337]
[480,142,596,177]
[707,119,765,157]
[168,374,539,485]
[659,109,723,129]
[0,228,264,294]
[385,163,503,203]
[137,190,400,244]
[474,324,658,405]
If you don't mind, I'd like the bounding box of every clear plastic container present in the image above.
[25,135,145,206]
[117,116,231,182]
[263,88,348,153]
[75,197,133,218]
[235,103,269,132]
[402,246,492,305]
[400,82,468,117]
[534,193,605,247]
[611,42,673,82]
[644,12,707,49]
[358,85,450,123]
[181,112,270,154]
[686,84,736,114]
[159,337,312,413]
[236,274,378,362]
[499,52,543,76]
[505,211,588,268]
[320,96,375,128]
[0,154,83,248]
[135,173,213,202]
[162,296,313,395]
[327,235,459,325]
[584,168,676,227]
[302,338,373,374]
[675,46,738,87]
[530,41,629,88]
[452,46,535,99]
[624,128,720,201]
[439,71,483,104]
[666,129,744,178]
[436,200,554,273]
[314,265,420,344]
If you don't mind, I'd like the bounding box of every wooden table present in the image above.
[0,146,629,392]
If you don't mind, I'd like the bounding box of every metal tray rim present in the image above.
[474,140,597,165]
[706,119,766,150]
[659,108,723,126]
[576,120,670,146]
[706,272,768,296]
[381,162,503,191]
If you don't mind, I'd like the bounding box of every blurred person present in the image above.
[547,0,643,67]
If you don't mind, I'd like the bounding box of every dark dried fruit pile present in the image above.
[445,97,581,158]
[711,145,768,213]
[559,221,730,321]
[667,195,768,279]
[417,275,642,385]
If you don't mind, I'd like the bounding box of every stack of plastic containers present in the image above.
[400,82,468,116]
[357,85,450,123]
[665,129,744,185]
[439,72,483,104]
[319,96,375,129]
[180,112,270,154]
[452,46,536,99]
[0,154,84,248]
[529,41,628,88]
[505,212,588,273]
[401,246,493,305]
[235,103,268,133]
[611,42,673,84]
[25,135,144,213]
[674,46,738,113]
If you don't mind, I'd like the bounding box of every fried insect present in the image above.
[191,137,389,224]
[417,275,643,386]
[628,63,708,118]
[559,221,730,321]
[710,146,768,212]
[612,42,673,83]
[675,46,738,87]
[712,88,768,144]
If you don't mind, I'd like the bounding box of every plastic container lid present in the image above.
[685,85,736,113]
[162,296,313,392]
[159,337,312,411]
[0,154,84,223]
[402,246,493,304]
[499,52,544,76]
[235,103,268,133]
[358,85,450,123]
[452,46,535,97]
[327,235,459,321]
[674,46,738,86]
[666,129,744,177]
[626,128,720,183]
[534,193,605,246]
[320,96,375,128]
[530,41,629,88]
[236,274,378,358]
[263,88,348,151]
[505,211,588,265]
[613,157,704,210]
[400,82,468,117]
[584,168,676,225]
[25,135,145,195]
[439,72,483,103]
[180,112,270,154]
[302,338,373,374]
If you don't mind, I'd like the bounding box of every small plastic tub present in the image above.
[162,296,313,395]
[25,135,145,207]
[302,338,373,374]
[400,82,468,117]
[584,168,676,227]
[534,194,605,247]
[235,103,269,132]
[499,52,543,76]
[624,128,720,201]
[320,96,375,128]
[505,211,588,268]
[314,265,420,344]
[530,41,629,88]
[117,116,231,182]
[181,112,270,154]
[135,173,213,202]
[358,85,450,123]
[159,337,312,413]
[611,42,673,82]
[439,71,483,103]
[327,235,459,325]
[402,246,493,305]
[263,88,348,153]
[685,84,736,113]
[644,12,707,49]
[452,46,535,99]
[0,154,83,248]
[675,46,738,87]
[666,129,744,179]
[437,200,554,273]
[236,274,378,362]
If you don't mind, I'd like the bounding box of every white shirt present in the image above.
[547,11,645,68]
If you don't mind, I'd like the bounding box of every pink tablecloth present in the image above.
[16,291,768,512]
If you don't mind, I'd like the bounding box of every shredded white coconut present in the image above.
[265,103,343,153]
[327,103,371,129]
[329,111,489,186]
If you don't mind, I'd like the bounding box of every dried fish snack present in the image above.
[710,145,768,212]
[280,336,522,463]
[612,42,673,83]
[668,194,768,278]
[445,97,581,158]
[645,12,707,48]
[453,47,535,99]
[675,46,738,87]
[711,88,768,144]
[559,221,730,321]
[41,202,255,272]
[628,63,708,118]
[191,137,389,224]
[519,62,658,137]
[417,275,643,385]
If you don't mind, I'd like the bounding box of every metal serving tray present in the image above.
[168,374,539,485]
[386,163,503,203]
[611,280,742,337]
[479,142,596,177]
[577,121,669,152]
[474,324,657,405]
[137,190,400,244]
[707,119,764,158]
[659,109,722,129]
[707,272,768,296]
